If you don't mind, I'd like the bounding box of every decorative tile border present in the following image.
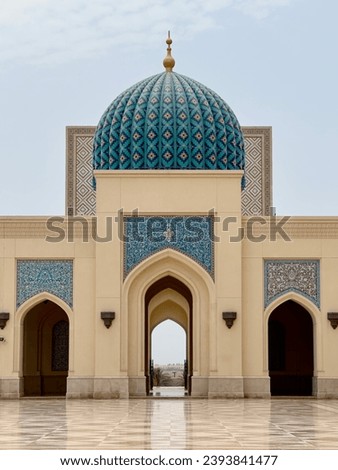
[241,136,263,215]
[66,127,96,216]
[123,215,214,279]
[17,260,73,308]
[242,127,272,216]
[66,127,272,217]
[264,260,320,308]
[75,135,96,215]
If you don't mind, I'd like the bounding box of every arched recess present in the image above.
[149,289,189,331]
[15,292,73,396]
[264,292,320,396]
[122,248,215,397]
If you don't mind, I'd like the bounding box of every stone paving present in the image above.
[1,395,338,449]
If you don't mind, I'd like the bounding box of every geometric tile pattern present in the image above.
[264,260,320,308]
[76,136,96,215]
[241,127,272,216]
[1,398,338,449]
[16,260,73,308]
[66,126,96,216]
[93,72,245,174]
[66,127,271,216]
[241,137,263,215]
[123,215,214,279]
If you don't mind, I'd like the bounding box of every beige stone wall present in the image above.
[1,175,338,398]
[0,218,96,397]
[95,170,243,397]
[242,217,338,397]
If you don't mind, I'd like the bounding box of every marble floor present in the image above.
[1,396,338,449]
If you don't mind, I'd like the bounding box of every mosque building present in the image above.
[1,35,338,399]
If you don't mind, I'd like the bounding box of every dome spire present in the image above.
[163,31,175,72]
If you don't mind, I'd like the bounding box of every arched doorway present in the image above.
[268,300,314,396]
[145,276,192,396]
[123,249,214,397]
[23,300,69,396]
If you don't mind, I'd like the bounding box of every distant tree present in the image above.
[153,367,163,386]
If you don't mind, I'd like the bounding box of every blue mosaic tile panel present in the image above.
[17,260,73,308]
[264,260,320,308]
[124,216,214,279]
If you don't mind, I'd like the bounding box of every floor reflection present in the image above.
[0,398,337,449]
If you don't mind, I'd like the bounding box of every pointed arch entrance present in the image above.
[123,249,214,398]
[268,300,314,396]
[145,276,192,395]
[23,300,69,396]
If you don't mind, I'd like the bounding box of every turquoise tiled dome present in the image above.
[93,71,245,174]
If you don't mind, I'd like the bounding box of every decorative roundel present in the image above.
[93,71,245,176]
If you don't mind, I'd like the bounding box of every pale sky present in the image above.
[152,320,186,366]
[0,0,337,363]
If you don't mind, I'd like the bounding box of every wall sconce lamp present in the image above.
[328,312,338,329]
[222,311,237,329]
[0,312,9,330]
[100,311,115,329]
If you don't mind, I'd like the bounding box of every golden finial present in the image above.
[163,31,175,72]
